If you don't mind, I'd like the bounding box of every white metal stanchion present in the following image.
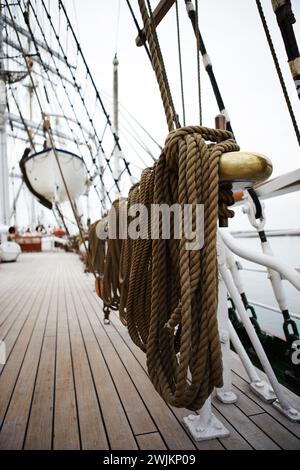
[183,237,233,441]
[225,247,276,402]
[228,321,276,402]
[219,232,300,422]
[215,243,237,404]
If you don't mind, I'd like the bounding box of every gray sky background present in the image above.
[71,0,300,230]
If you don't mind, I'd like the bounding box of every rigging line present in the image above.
[271,0,300,101]
[51,205,63,229]
[26,2,102,167]
[138,0,180,131]
[256,0,300,147]
[119,102,162,151]
[195,0,202,125]
[9,85,36,151]
[146,0,181,129]
[119,120,156,162]
[99,86,162,151]
[118,128,151,168]
[23,2,101,163]
[184,0,234,135]
[5,0,96,273]
[54,202,70,235]
[125,0,152,63]
[22,1,110,203]
[119,124,155,164]
[42,2,128,195]
[175,0,186,126]
[58,0,133,181]
[100,87,157,160]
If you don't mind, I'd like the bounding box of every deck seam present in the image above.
[62,268,83,450]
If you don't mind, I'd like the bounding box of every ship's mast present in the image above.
[0,5,10,228]
[113,53,120,198]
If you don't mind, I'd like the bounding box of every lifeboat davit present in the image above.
[0,242,21,262]
[21,148,88,206]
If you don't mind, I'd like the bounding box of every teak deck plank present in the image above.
[136,432,167,450]
[0,271,50,427]
[250,413,300,450]
[0,269,55,449]
[63,270,108,450]
[0,252,299,450]
[67,270,142,449]
[53,267,80,450]
[73,272,158,438]
[107,312,255,451]
[24,272,59,449]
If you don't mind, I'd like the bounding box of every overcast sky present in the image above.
[70,0,300,230]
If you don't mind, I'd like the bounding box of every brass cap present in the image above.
[219,152,273,189]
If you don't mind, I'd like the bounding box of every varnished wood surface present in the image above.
[0,252,299,450]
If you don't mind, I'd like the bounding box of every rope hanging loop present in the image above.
[93,125,240,410]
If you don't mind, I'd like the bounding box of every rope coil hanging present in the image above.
[86,2,241,410]
[90,126,239,410]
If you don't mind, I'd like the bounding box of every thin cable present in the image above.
[125,0,152,63]
[195,0,202,125]
[256,0,300,147]
[5,0,96,275]
[175,0,186,126]
[58,0,133,181]
[23,0,113,203]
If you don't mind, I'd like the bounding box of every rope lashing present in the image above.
[271,0,300,101]
[138,0,180,131]
[91,126,239,410]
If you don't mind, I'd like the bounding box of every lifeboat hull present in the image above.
[0,242,21,262]
[24,148,87,204]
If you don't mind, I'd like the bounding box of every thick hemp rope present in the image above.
[138,0,179,131]
[90,126,239,410]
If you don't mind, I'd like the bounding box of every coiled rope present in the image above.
[88,2,240,410]
[90,126,239,410]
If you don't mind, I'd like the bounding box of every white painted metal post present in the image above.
[219,232,300,422]
[225,245,276,401]
[182,236,231,440]
[228,321,276,402]
[215,239,237,404]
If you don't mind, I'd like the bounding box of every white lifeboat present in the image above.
[23,148,88,204]
[0,242,21,262]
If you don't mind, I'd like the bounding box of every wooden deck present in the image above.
[0,252,300,450]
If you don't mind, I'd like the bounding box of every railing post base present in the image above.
[183,398,230,442]
[273,400,300,422]
[250,380,276,403]
[215,390,237,404]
